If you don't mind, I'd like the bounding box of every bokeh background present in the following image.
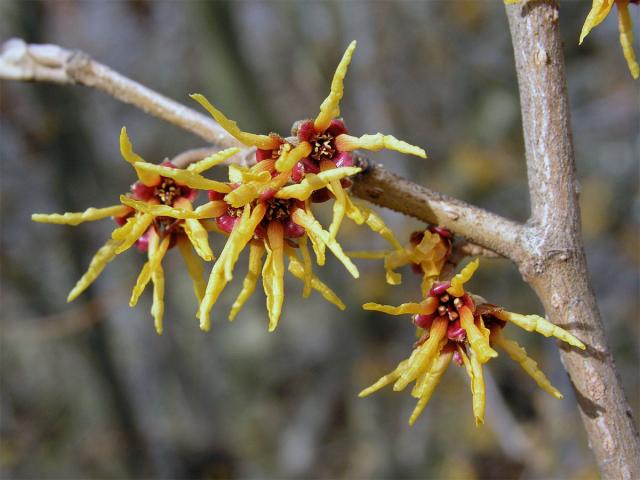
[1,1,638,479]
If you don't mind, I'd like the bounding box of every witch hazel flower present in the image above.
[32,127,239,334]
[351,226,452,296]
[192,161,358,333]
[359,259,586,426]
[190,40,423,249]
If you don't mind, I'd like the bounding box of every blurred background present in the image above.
[0,1,638,479]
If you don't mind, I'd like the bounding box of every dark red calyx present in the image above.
[296,120,317,143]
[326,119,348,137]
[311,188,333,203]
[291,162,305,183]
[334,151,353,168]
[429,226,451,238]
[430,282,451,297]
[208,190,226,201]
[216,214,239,234]
[413,313,435,329]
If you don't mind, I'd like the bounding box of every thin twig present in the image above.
[506,2,640,477]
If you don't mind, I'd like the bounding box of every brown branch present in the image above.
[507,2,640,477]
[0,38,240,147]
[351,158,527,262]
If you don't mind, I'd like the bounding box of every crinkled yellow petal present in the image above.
[335,133,426,159]
[229,242,265,321]
[287,253,345,309]
[193,201,228,219]
[314,40,357,132]
[133,162,232,193]
[190,94,280,150]
[496,311,586,349]
[263,222,285,332]
[188,147,242,174]
[468,349,486,426]
[298,236,313,298]
[130,232,170,307]
[183,218,214,261]
[224,203,267,281]
[120,196,198,220]
[119,127,160,186]
[198,251,230,331]
[459,306,498,363]
[394,318,448,391]
[447,258,479,297]
[618,2,640,79]
[291,209,359,278]
[114,213,154,254]
[492,330,563,399]
[363,301,426,316]
[224,172,289,209]
[151,262,165,335]
[579,0,615,44]
[408,350,453,426]
[358,358,411,398]
[328,180,347,241]
[275,142,312,173]
[276,167,361,200]
[177,236,207,303]
[301,204,326,265]
[67,238,121,302]
[32,205,130,226]
[346,198,403,250]
[228,164,271,184]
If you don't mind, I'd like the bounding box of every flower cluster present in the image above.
[359,258,586,425]
[32,41,425,334]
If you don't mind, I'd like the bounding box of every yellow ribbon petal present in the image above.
[114,213,154,254]
[264,222,285,332]
[314,40,357,132]
[133,162,232,193]
[177,236,207,303]
[229,242,265,321]
[187,147,241,174]
[495,311,586,349]
[32,205,130,226]
[275,142,312,173]
[67,238,120,302]
[335,133,426,159]
[275,167,361,200]
[618,2,640,79]
[579,0,615,44]
[287,251,345,310]
[447,258,479,297]
[459,306,498,363]
[408,350,453,426]
[492,329,563,399]
[119,127,160,186]
[190,94,280,149]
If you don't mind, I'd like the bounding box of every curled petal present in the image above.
[458,346,486,426]
[362,301,434,316]
[190,94,280,150]
[228,164,271,184]
[359,358,411,398]
[229,242,265,321]
[298,236,313,297]
[276,167,361,200]
[459,306,498,363]
[314,40,357,132]
[579,0,615,44]
[224,203,267,281]
[303,207,326,265]
[328,180,347,241]
[495,311,586,349]
[345,197,403,250]
[287,251,345,309]
[335,133,426,159]
[187,147,242,174]
[130,231,170,307]
[133,162,232,193]
[447,258,479,297]
[177,236,207,303]
[193,201,228,219]
[32,205,130,226]
[394,318,448,391]
[120,196,198,220]
[151,262,165,335]
[408,350,453,426]
[119,127,160,186]
[618,2,640,79]
[183,219,214,261]
[262,222,286,331]
[291,209,359,278]
[67,238,120,302]
[114,213,154,254]
[492,330,563,399]
[347,250,388,260]
[275,142,312,173]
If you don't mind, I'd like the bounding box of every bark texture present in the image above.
[507,2,640,478]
